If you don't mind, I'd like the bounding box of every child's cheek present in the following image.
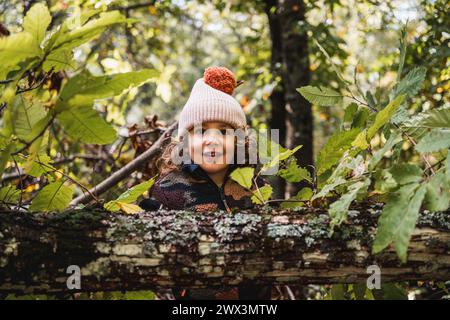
[224,135,235,164]
[188,134,204,164]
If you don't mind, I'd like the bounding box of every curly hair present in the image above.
[156,131,261,178]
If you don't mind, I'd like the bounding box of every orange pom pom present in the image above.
[203,66,237,95]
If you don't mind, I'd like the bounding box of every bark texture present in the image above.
[0,204,449,294]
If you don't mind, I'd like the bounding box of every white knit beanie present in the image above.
[177,66,247,139]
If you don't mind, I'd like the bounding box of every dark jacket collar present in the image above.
[181,162,238,184]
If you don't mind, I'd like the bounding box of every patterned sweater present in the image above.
[138,163,272,300]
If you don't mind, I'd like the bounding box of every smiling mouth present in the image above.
[203,151,223,158]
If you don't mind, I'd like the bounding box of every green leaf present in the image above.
[23,3,51,47]
[56,105,117,144]
[351,107,370,128]
[278,158,311,183]
[30,181,74,212]
[251,185,273,205]
[43,49,76,72]
[13,94,47,140]
[372,183,426,263]
[389,163,422,185]
[328,178,370,230]
[316,128,360,175]
[104,179,155,212]
[281,187,313,208]
[329,284,346,300]
[367,94,406,140]
[230,167,255,190]
[261,145,302,172]
[49,11,129,52]
[297,85,343,106]
[374,170,398,193]
[424,172,450,212]
[0,185,21,204]
[415,130,450,153]
[57,69,159,110]
[368,132,402,170]
[446,153,450,181]
[0,141,15,178]
[392,67,427,98]
[351,130,370,150]
[343,103,358,123]
[420,107,450,129]
[0,32,41,77]
[312,177,347,200]
[26,153,55,177]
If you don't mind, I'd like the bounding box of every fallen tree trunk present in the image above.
[0,204,449,294]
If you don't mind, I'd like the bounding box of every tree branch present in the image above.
[69,121,178,207]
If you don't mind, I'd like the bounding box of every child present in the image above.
[140,66,272,300]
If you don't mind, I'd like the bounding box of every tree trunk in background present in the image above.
[1,206,449,294]
[264,0,287,199]
[277,0,313,196]
[264,0,313,198]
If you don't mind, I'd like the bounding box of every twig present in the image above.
[11,115,55,155]
[394,123,435,175]
[15,153,100,204]
[69,121,178,207]
[11,156,24,208]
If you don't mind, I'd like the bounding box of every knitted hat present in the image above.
[177,66,246,139]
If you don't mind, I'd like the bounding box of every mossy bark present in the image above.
[0,204,449,294]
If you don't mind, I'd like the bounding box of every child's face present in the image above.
[188,121,235,174]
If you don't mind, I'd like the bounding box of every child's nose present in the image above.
[203,132,221,145]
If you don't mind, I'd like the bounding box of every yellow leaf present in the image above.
[117,202,143,214]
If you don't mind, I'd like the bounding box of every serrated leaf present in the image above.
[317,128,360,175]
[278,158,311,183]
[0,32,41,76]
[13,94,47,140]
[26,153,55,177]
[23,3,51,47]
[369,132,402,170]
[351,130,370,150]
[297,85,343,106]
[57,69,159,110]
[393,66,427,98]
[312,177,347,200]
[424,172,450,212]
[446,153,450,181]
[0,185,21,204]
[421,107,450,128]
[50,11,129,52]
[343,103,358,123]
[351,107,370,128]
[281,187,313,208]
[30,181,74,212]
[104,179,155,212]
[329,178,370,230]
[43,49,76,72]
[230,167,254,190]
[372,183,426,263]
[389,163,422,185]
[56,105,117,144]
[0,141,14,178]
[374,169,398,193]
[415,130,450,153]
[251,185,273,205]
[367,94,406,140]
[262,145,302,173]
